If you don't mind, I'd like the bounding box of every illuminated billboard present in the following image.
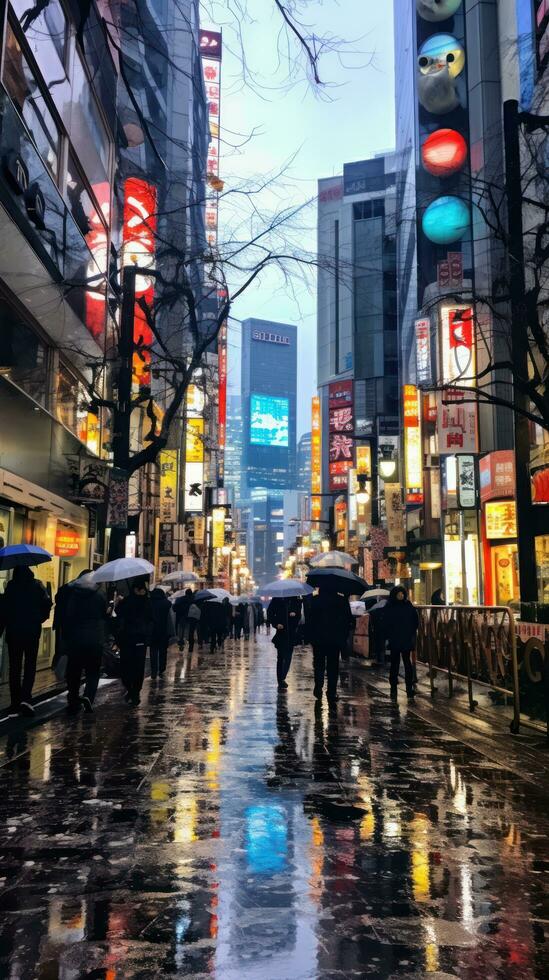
[250,395,289,447]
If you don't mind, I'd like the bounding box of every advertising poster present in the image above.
[415,318,431,385]
[107,468,129,529]
[159,450,178,523]
[485,501,517,539]
[122,178,157,387]
[186,418,205,463]
[457,455,476,508]
[311,395,322,521]
[158,522,175,558]
[250,394,289,447]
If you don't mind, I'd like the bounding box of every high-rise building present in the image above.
[297,432,312,492]
[225,394,243,502]
[392,0,531,604]
[316,154,399,567]
[241,318,298,494]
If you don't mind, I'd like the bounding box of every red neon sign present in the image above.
[122,178,157,387]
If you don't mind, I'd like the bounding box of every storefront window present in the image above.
[536,535,549,604]
[0,302,48,406]
[2,21,60,181]
[56,365,88,440]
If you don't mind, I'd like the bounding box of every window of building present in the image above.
[56,364,89,441]
[0,302,48,406]
[14,0,68,72]
[70,50,111,188]
[2,20,61,180]
[66,151,109,266]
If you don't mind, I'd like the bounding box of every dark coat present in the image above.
[3,567,51,639]
[173,592,193,625]
[306,592,353,649]
[382,587,419,651]
[116,592,154,645]
[201,600,225,631]
[267,597,302,636]
[150,588,173,643]
[64,584,107,649]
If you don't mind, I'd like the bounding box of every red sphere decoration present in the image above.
[421,129,467,177]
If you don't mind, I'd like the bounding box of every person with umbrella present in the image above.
[306,585,354,704]
[149,586,174,679]
[173,588,194,650]
[0,545,53,716]
[63,572,107,714]
[1,563,52,716]
[381,585,419,698]
[113,576,153,705]
[267,592,302,692]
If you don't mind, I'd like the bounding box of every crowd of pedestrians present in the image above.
[0,563,421,718]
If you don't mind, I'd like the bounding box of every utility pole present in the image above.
[503,101,537,604]
[108,265,136,560]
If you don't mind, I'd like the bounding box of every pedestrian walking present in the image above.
[115,578,153,705]
[1,566,51,716]
[234,601,245,640]
[221,597,232,643]
[187,600,201,652]
[203,600,226,653]
[64,573,107,714]
[368,597,388,665]
[382,585,419,697]
[246,601,255,641]
[267,595,301,691]
[174,588,194,649]
[149,587,174,679]
[306,588,353,704]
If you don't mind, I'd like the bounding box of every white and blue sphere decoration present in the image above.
[417,0,462,23]
[422,195,470,244]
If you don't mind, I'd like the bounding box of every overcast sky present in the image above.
[216,1,396,437]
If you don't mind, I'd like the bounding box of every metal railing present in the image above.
[416,605,521,734]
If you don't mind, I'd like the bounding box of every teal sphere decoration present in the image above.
[422,195,470,244]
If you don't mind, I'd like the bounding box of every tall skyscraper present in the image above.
[297,432,312,492]
[241,318,298,494]
[225,394,243,502]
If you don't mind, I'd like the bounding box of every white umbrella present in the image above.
[162,570,200,584]
[309,550,355,569]
[262,579,314,598]
[91,557,155,583]
[208,587,232,599]
[361,587,390,600]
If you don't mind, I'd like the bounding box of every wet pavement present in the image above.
[0,633,548,979]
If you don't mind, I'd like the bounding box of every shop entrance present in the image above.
[491,544,519,607]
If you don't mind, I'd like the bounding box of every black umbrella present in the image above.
[193,589,216,602]
[306,567,368,596]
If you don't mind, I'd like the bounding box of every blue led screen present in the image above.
[250,394,289,447]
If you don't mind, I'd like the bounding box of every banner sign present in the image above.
[415,318,431,385]
[158,522,175,557]
[403,385,423,504]
[329,380,354,491]
[184,462,204,513]
[212,507,225,549]
[122,177,157,387]
[457,455,477,509]
[159,450,178,523]
[437,390,478,454]
[186,418,204,463]
[311,395,321,521]
[384,483,406,546]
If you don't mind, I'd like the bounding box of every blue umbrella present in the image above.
[261,579,314,598]
[0,544,52,570]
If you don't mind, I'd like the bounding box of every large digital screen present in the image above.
[250,394,289,447]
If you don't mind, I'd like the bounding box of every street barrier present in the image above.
[416,605,522,734]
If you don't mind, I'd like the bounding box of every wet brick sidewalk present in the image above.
[0,632,547,978]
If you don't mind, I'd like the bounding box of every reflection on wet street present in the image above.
[0,633,547,978]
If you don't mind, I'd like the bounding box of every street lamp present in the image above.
[356,473,371,505]
[378,446,397,481]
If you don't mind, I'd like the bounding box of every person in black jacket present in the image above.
[306,588,353,704]
[174,588,193,650]
[267,596,302,691]
[115,578,153,705]
[149,587,173,679]
[2,565,52,716]
[382,585,419,697]
[64,575,107,714]
[431,588,445,606]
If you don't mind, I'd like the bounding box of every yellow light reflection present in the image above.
[424,921,439,973]
[29,739,52,782]
[174,795,198,844]
[411,813,430,903]
[360,811,375,840]
[150,779,170,825]
[206,718,222,792]
[309,816,324,903]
